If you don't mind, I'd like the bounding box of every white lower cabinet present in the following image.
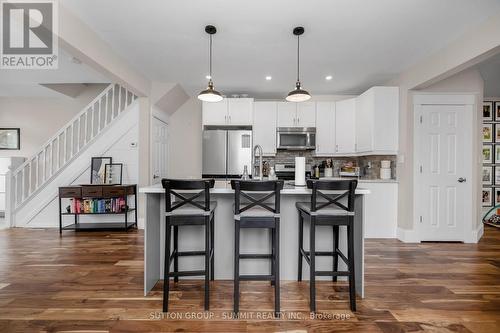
[360,181,398,238]
[253,101,277,155]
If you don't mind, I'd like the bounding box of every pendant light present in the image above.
[198,25,223,102]
[286,27,311,102]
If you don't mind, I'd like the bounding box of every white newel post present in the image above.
[5,168,15,228]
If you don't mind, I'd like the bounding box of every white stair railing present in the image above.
[11,83,137,209]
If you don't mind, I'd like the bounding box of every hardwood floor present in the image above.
[0,226,498,332]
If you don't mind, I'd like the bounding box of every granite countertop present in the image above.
[140,182,371,195]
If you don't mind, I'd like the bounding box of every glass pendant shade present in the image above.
[198,80,223,102]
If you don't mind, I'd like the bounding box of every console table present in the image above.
[58,184,137,234]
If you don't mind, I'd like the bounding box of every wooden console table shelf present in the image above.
[58,184,138,234]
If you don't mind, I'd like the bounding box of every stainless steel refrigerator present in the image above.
[202,128,252,178]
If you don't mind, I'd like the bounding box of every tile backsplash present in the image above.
[257,151,397,180]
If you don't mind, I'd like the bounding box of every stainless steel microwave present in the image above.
[276,127,316,150]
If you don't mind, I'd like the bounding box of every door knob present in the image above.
[153,174,159,179]
[458,177,466,183]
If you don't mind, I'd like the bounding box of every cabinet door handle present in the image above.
[336,144,339,152]
[229,115,231,123]
[224,115,227,123]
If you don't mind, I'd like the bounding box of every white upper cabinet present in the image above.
[202,98,228,126]
[296,102,316,127]
[202,98,254,126]
[228,98,253,125]
[335,98,356,154]
[315,102,336,155]
[277,102,316,127]
[355,87,399,154]
[277,102,296,127]
[253,101,277,155]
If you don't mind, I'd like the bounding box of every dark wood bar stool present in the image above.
[296,179,358,312]
[161,179,216,312]
[231,180,283,316]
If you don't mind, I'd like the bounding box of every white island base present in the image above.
[140,184,369,299]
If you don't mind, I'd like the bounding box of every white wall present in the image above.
[0,84,107,158]
[168,97,202,178]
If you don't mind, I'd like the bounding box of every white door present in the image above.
[253,101,277,155]
[296,102,316,127]
[315,102,335,155]
[277,102,297,127]
[202,99,228,125]
[414,97,473,241]
[152,117,168,184]
[228,98,253,125]
[335,98,356,154]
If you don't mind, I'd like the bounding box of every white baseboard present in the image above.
[397,227,419,243]
[469,224,484,243]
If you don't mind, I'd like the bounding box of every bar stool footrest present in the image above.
[239,274,275,281]
[239,253,273,259]
[168,270,205,277]
[315,270,350,277]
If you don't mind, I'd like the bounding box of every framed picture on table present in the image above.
[482,166,493,185]
[104,163,123,185]
[483,145,493,164]
[483,188,493,207]
[91,157,113,184]
[483,124,493,143]
[483,102,493,121]
[496,102,500,120]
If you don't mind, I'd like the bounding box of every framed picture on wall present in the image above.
[495,124,500,143]
[495,145,500,163]
[483,145,493,164]
[483,102,494,121]
[483,124,493,143]
[496,102,500,120]
[91,157,113,184]
[495,189,500,205]
[0,128,20,150]
[483,188,493,207]
[495,166,500,186]
[483,166,493,185]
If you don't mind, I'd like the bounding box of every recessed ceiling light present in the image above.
[265,76,272,81]
[325,75,333,80]
[205,75,211,80]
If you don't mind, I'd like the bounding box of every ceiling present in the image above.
[62,0,500,99]
[0,49,109,97]
[478,52,500,97]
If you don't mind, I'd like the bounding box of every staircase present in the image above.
[10,84,137,213]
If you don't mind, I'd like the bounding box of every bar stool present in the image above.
[296,179,357,312]
[161,179,216,312]
[231,180,283,316]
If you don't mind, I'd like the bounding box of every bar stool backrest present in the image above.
[306,179,357,213]
[231,180,284,215]
[161,179,215,213]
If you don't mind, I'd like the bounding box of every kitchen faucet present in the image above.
[253,144,263,180]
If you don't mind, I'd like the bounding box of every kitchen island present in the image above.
[140,183,370,298]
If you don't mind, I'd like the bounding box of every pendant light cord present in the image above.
[296,35,300,82]
[209,34,213,79]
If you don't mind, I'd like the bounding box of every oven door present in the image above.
[277,128,316,150]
